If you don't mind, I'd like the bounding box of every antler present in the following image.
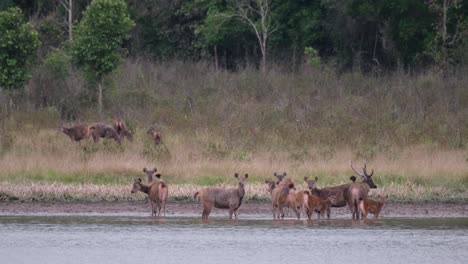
[350,161,365,177]
[363,164,374,177]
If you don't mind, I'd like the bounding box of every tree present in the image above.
[231,0,277,73]
[427,0,467,76]
[71,0,134,115]
[0,7,40,91]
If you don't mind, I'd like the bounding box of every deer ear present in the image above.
[155,174,161,178]
[304,176,308,181]
[153,167,157,172]
[143,168,147,173]
[137,178,142,183]
[283,172,287,176]
[315,176,318,181]
[244,174,248,179]
[234,173,239,178]
[274,172,277,176]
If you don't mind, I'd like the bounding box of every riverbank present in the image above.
[1,200,467,218]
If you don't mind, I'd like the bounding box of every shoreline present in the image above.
[1,200,467,218]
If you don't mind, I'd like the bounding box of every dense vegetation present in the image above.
[0,1,467,202]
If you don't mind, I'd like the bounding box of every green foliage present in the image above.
[304,47,321,66]
[71,0,135,80]
[0,7,40,90]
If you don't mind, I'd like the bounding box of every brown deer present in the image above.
[153,173,168,216]
[268,174,297,220]
[347,162,378,220]
[303,191,335,220]
[131,178,167,216]
[113,117,133,142]
[147,126,161,145]
[58,124,90,143]
[88,123,121,144]
[193,173,248,219]
[306,176,351,208]
[360,195,386,219]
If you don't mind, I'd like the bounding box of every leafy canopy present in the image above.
[0,7,40,90]
[72,0,134,80]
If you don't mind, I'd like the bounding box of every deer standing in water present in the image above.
[268,172,298,219]
[347,162,378,220]
[360,195,386,219]
[131,178,167,216]
[194,173,248,220]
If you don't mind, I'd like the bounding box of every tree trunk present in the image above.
[69,0,73,40]
[214,45,218,73]
[98,78,103,117]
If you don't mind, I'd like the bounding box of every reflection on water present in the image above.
[0,216,467,264]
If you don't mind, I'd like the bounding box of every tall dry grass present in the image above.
[0,60,467,201]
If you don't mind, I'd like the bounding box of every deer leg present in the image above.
[292,206,300,220]
[228,207,234,220]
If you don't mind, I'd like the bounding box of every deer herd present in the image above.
[58,117,162,145]
[130,163,386,221]
[58,119,386,220]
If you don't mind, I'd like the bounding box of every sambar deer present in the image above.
[347,162,378,220]
[131,178,167,216]
[193,173,248,220]
[147,126,161,145]
[303,191,335,220]
[113,117,133,142]
[88,123,121,144]
[268,173,297,220]
[58,124,90,143]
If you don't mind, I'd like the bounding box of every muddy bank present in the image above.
[1,200,467,218]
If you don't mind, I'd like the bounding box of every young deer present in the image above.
[360,195,386,219]
[131,178,167,216]
[58,124,90,143]
[347,162,378,220]
[88,123,121,144]
[194,173,248,219]
[303,191,335,220]
[113,117,133,142]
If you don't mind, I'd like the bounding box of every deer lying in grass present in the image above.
[58,124,90,143]
[194,173,248,219]
[113,117,133,142]
[268,173,297,219]
[360,195,386,219]
[303,191,335,220]
[131,178,167,216]
[88,123,121,144]
[347,162,378,220]
[147,126,161,145]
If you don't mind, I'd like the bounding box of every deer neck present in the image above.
[139,184,150,195]
[237,184,245,198]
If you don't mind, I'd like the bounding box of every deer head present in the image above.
[273,172,287,184]
[350,162,377,189]
[143,167,157,182]
[131,178,143,193]
[304,176,318,191]
[234,173,248,187]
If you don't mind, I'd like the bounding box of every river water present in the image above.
[0,215,467,264]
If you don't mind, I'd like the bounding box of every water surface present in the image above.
[0,215,467,264]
